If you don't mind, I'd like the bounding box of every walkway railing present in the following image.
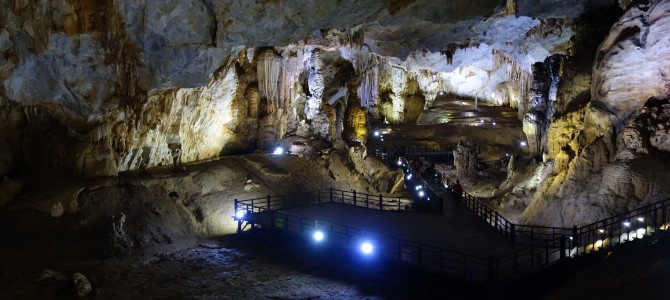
[234,188,420,219]
[371,145,670,266]
[374,145,574,246]
[234,192,574,285]
[233,148,670,285]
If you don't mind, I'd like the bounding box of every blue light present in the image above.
[374,131,380,137]
[419,190,425,197]
[313,230,325,242]
[406,173,412,180]
[235,210,246,219]
[360,242,374,254]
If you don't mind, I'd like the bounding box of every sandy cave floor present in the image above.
[0,235,401,300]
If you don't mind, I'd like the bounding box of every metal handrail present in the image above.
[234,188,419,218]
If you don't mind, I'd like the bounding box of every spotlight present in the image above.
[598,229,604,233]
[623,221,630,227]
[520,141,527,147]
[419,191,425,197]
[380,138,384,141]
[637,217,644,222]
[492,122,496,126]
[235,210,247,219]
[439,91,445,95]
[415,185,422,191]
[313,230,325,242]
[273,146,285,155]
[360,242,374,254]
[480,119,484,123]
[569,236,573,240]
[406,173,413,180]
[427,197,430,201]
[397,160,403,166]
[374,130,380,137]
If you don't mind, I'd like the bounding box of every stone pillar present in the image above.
[453,141,478,179]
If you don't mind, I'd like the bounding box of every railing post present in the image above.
[366,193,369,208]
[341,190,345,204]
[353,190,357,207]
[266,195,271,211]
[560,235,566,261]
[330,188,333,203]
[510,223,516,243]
[379,194,383,210]
[235,199,242,233]
[572,225,578,247]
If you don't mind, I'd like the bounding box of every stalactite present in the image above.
[342,25,365,49]
[492,49,533,119]
[257,49,281,114]
[279,48,303,111]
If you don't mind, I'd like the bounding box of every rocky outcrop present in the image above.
[592,0,670,126]
[454,141,479,179]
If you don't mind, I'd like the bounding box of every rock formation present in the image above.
[0,0,668,234]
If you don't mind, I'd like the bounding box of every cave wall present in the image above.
[520,0,670,227]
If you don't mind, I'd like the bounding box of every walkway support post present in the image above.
[572,225,578,247]
[379,194,383,210]
[560,235,566,261]
[235,199,242,233]
[510,223,516,243]
[353,190,357,206]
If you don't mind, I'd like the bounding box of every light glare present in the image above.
[313,230,324,242]
[273,146,284,155]
[235,210,246,219]
[361,242,374,254]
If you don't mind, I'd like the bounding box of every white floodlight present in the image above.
[374,131,380,137]
[406,173,413,180]
[419,191,425,197]
[235,210,247,219]
[360,242,374,254]
[313,230,325,242]
[637,217,644,222]
[623,221,630,227]
[520,141,527,147]
[273,146,285,155]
